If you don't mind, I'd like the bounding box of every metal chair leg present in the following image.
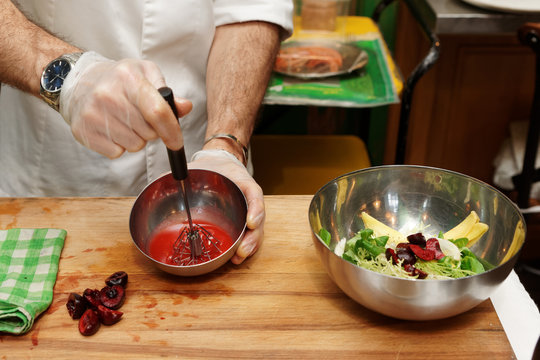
[512,23,540,209]
[372,0,441,164]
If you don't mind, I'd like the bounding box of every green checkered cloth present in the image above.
[0,228,66,334]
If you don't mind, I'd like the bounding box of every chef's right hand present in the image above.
[59,51,192,158]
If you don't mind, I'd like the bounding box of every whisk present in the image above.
[159,87,223,266]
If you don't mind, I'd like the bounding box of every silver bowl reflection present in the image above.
[130,169,247,276]
[308,165,526,320]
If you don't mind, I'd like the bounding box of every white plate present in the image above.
[461,0,540,14]
[274,40,368,80]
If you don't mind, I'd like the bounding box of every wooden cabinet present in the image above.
[385,3,536,185]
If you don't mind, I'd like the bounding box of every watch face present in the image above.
[41,58,72,92]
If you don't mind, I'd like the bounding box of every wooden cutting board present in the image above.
[0,196,514,359]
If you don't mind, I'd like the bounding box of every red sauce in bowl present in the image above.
[148,222,234,266]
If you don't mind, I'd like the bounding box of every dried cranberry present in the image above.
[385,248,399,265]
[403,263,415,274]
[78,309,100,336]
[426,238,445,260]
[66,293,87,319]
[96,304,123,325]
[396,246,417,265]
[402,264,428,279]
[414,268,428,279]
[83,288,101,309]
[99,285,125,310]
[408,244,435,261]
[407,233,427,248]
[105,271,128,288]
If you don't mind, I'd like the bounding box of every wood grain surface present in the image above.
[0,196,514,359]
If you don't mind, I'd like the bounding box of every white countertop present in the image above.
[417,0,540,34]
[491,270,540,359]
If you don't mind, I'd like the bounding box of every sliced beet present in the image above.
[396,246,417,265]
[407,233,427,248]
[408,244,435,261]
[78,309,100,336]
[99,285,125,310]
[385,248,399,265]
[97,304,123,325]
[426,238,445,260]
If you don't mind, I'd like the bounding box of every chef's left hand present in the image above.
[189,149,264,264]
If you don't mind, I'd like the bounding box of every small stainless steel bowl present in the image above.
[309,165,527,320]
[130,169,247,276]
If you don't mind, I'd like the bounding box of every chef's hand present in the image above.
[190,149,265,264]
[59,51,192,158]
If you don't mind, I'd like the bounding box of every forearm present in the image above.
[205,21,281,164]
[0,0,80,96]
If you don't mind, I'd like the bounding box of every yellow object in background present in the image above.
[251,134,370,195]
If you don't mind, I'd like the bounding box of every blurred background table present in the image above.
[419,0,540,33]
[255,15,407,195]
[263,17,403,108]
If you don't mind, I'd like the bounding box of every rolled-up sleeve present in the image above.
[214,0,294,40]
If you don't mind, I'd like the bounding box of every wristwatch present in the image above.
[39,52,83,111]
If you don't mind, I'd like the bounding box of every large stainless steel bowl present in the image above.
[130,169,247,276]
[308,165,526,320]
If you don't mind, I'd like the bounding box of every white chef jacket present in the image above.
[0,0,292,197]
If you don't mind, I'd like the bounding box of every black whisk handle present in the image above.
[159,86,188,181]
[167,147,188,181]
[159,87,178,118]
